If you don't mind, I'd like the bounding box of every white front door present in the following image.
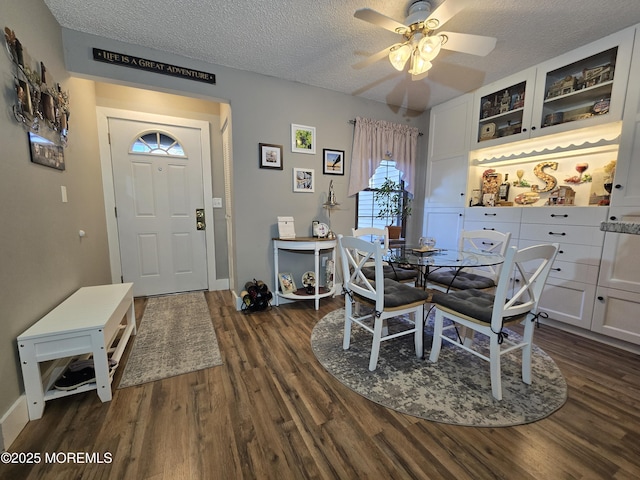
[109,118,208,296]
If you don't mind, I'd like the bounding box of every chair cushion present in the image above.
[427,270,495,290]
[431,289,496,323]
[362,265,418,282]
[354,278,429,308]
[382,279,430,308]
[432,289,530,325]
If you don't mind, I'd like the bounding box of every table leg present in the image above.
[314,249,320,310]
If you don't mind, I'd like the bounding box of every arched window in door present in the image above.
[130,131,185,157]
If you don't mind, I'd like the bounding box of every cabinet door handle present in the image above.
[460,192,465,196]
[483,227,495,230]
[522,127,527,132]
[531,126,536,131]
[558,250,564,254]
[549,231,566,236]
[597,296,605,301]
[550,214,568,218]
[482,241,495,246]
[610,216,617,221]
[484,213,497,216]
[552,267,562,271]
[614,184,622,189]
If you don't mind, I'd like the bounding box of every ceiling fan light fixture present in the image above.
[417,34,442,61]
[408,50,432,76]
[389,44,412,71]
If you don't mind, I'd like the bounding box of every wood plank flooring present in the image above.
[3,290,640,479]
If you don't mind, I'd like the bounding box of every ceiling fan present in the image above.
[354,0,497,80]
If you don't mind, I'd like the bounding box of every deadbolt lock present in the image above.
[196,208,206,230]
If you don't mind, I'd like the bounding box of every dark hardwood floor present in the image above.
[3,290,640,479]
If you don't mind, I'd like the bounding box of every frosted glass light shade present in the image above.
[417,35,442,61]
[389,44,411,71]
[408,50,432,75]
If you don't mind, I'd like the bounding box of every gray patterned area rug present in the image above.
[118,292,223,388]
[311,308,567,427]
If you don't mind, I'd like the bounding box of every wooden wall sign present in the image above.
[92,48,216,84]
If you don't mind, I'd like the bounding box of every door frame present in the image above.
[97,107,221,291]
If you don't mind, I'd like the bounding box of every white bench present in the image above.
[17,283,136,420]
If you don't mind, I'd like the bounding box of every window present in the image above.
[356,160,411,235]
[130,132,185,157]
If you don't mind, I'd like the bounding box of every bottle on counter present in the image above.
[498,173,510,202]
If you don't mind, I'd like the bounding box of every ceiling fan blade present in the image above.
[426,0,472,29]
[354,8,407,34]
[352,44,396,70]
[440,31,497,56]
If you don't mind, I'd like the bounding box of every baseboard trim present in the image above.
[0,395,29,451]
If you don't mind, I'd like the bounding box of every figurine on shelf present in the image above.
[499,90,511,113]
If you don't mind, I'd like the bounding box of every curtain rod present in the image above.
[348,119,423,136]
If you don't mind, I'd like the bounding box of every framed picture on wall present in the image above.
[323,149,344,175]
[259,143,283,169]
[293,167,314,192]
[28,131,65,171]
[291,124,316,154]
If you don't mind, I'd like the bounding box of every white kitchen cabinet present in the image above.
[426,93,472,208]
[518,206,607,329]
[611,27,640,207]
[592,287,640,345]
[471,27,634,149]
[424,94,472,248]
[472,68,537,148]
[597,207,640,294]
[423,207,464,251]
[592,206,640,345]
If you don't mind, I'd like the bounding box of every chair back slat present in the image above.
[339,235,385,311]
[491,243,559,330]
[459,229,512,280]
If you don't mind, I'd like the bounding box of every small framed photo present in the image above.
[323,149,345,175]
[291,124,316,154]
[293,168,314,193]
[259,143,283,170]
[16,78,33,117]
[278,272,297,294]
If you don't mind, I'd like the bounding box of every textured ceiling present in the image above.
[43,0,640,113]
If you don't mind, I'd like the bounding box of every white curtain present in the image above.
[348,116,419,197]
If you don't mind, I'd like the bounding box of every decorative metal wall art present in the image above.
[4,27,70,147]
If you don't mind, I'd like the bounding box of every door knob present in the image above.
[196,208,206,230]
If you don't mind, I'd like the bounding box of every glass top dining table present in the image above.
[383,246,505,288]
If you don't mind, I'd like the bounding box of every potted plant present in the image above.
[374,178,412,239]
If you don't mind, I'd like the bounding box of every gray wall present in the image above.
[0,0,429,420]
[60,28,429,294]
[1,0,112,416]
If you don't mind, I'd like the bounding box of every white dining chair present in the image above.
[429,243,559,400]
[339,235,430,371]
[352,227,418,283]
[426,229,512,292]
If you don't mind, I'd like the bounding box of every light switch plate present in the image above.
[212,197,223,208]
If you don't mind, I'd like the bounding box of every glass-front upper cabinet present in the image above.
[471,68,537,148]
[471,26,635,149]
[530,26,635,138]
